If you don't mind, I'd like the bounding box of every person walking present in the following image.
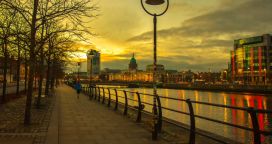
[75,81,82,99]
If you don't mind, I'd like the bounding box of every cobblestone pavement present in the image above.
[0,92,55,144]
[45,85,168,144]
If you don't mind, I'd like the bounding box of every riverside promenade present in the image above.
[45,85,168,144]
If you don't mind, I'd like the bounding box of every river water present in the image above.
[98,86,272,144]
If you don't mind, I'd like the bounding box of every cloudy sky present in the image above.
[79,0,272,72]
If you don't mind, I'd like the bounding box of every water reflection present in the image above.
[121,87,272,144]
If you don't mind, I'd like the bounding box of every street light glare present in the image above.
[145,0,165,5]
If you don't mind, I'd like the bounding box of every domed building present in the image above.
[129,53,137,72]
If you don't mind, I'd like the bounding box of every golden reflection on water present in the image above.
[143,89,146,109]
[194,91,199,115]
[164,89,169,116]
[222,93,228,136]
[208,92,212,114]
[123,87,271,143]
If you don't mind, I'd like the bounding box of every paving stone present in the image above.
[0,90,55,144]
[45,85,168,144]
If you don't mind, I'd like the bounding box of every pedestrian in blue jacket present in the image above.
[75,81,82,99]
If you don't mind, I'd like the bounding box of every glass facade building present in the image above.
[230,34,272,84]
[87,50,100,79]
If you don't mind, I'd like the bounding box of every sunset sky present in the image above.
[77,0,272,72]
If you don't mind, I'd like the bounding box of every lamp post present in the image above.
[140,0,169,140]
[77,62,80,82]
[247,67,250,85]
[264,68,266,85]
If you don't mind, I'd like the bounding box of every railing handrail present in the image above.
[81,85,272,144]
[88,86,272,113]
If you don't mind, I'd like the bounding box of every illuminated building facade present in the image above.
[87,50,100,79]
[230,34,272,84]
[146,64,165,72]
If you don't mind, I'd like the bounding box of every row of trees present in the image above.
[0,0,97,125]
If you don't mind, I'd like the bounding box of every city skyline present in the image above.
[75,0,272,72]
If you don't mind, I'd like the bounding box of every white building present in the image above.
[87,50,100,79]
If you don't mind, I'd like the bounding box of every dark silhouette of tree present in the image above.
[0,0,98,124]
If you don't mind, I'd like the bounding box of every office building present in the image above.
[87,49,100,79]
[230,34,272,84]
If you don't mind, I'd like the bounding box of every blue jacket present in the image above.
[75,83,82,90]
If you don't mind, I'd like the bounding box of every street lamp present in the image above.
[247,67,250,85]
[77,62,80,81]
[264,68,266,85]
[140,0,169,140]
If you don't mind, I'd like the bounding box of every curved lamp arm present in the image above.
[141,0,169,16]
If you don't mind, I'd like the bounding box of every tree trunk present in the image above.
[45,60,51,96]
[1,40,8,103]
[36,16,46,108]
[34,70,37,89]
[45,40,52,96]
[24,49,28,94]
[24,0,39,125]
[9,58,12,82]
[36,55,44,108]
[50,61,55,89]
[16,40,21,96]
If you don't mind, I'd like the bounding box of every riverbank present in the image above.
[82,82,272,95]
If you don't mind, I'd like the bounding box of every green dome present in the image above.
[130,57,137,63]
[129,53,138,71]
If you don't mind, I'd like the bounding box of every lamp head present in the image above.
[145,0,165,5]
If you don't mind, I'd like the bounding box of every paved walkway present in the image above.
[45,85,167,144]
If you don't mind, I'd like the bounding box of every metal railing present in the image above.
[80,85,272,144]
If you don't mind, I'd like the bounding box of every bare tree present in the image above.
[0,6,17,103]
[1,0,98,124]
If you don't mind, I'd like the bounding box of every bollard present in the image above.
[248,107,261,144]
[107,88,111,107]
[98,87,101,102]
[156,94,162,132]
[114,89,118,110]
[186,99,195,144]
[136,92,142,122]
[102,87,105,104]
[123,91,128,115]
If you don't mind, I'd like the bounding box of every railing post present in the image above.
[92,87,95,99]
[123,90,128,115]
[136,92,142,122]
[90,87,93,99]
[102,87,105,104]
[156,94,162,132]
[186,99,195,144]
[94,87,97,100]
[89,86,92,100]
[114,89,118,110]
[248,107,261,144]
[87,86,89,94]
[107,88,111,107]
[98,87,101,102]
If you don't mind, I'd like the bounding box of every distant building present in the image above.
[164,70,194,83]
[0,57,26,82]
[195,72,221,83]
[146,64,165,72]
[87,50,100,79]
[129,53,137,72]
[230,34,272,84]
[78,61,87,72]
